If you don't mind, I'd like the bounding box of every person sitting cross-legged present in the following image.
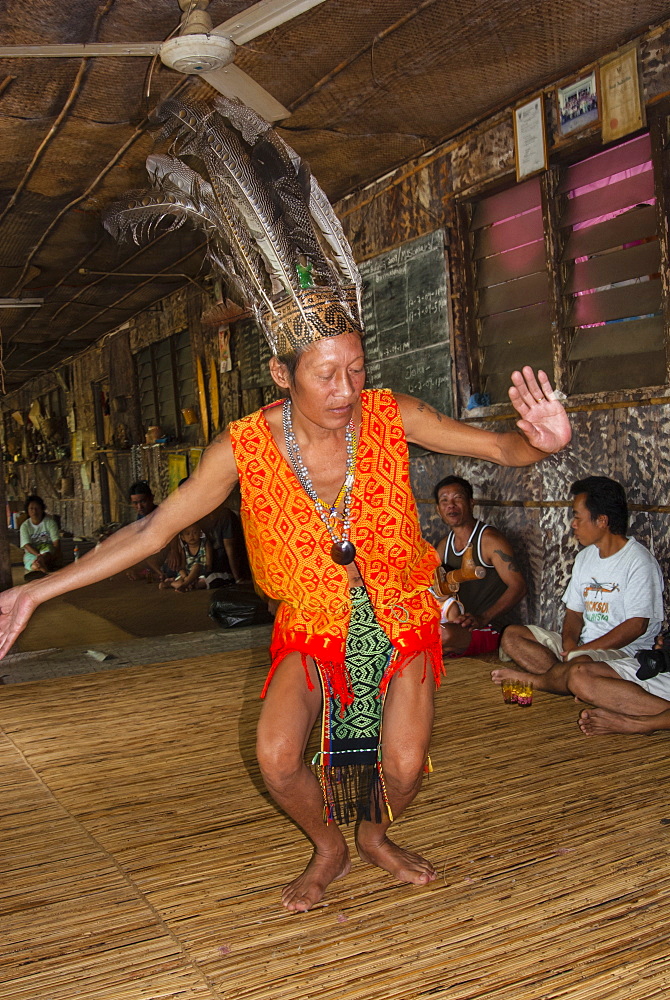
[19,495,62,580]
[492,476,667,733]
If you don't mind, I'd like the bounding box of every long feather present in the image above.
[308,175,361,292]
[155,99,300,297]
[274,132,361,302]
[146,152,276,308]
[106,95,363,347]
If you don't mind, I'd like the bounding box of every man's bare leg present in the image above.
[491,658,572,694]
[256,653,350,912]
[355,654,436,886]
[567,660,670,736]
[578,707,670,735]
[500,624,557,674]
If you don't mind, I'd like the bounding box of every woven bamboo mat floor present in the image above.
[63,578,223,638]
[8,541,240,653]
[1,650,669,1000]
[11,579,234,654]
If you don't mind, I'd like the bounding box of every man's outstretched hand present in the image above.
[0,586,39,660]
[509,367,571,455]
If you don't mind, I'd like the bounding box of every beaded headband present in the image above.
[105,95,363,356]
[265,286,362,357]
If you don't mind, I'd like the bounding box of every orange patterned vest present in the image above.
[228,389,442,705]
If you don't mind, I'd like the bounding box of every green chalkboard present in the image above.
[360,229,452,416]
[234,318,274,390]
[231,229,452,416]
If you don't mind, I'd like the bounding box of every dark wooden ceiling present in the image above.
[1,0,669,391]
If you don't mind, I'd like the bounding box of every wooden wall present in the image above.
[334,19,670,628]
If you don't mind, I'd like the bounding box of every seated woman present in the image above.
[159,522,213,591]
[19,495,62,580]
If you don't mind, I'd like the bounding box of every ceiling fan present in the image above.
[0,0,327,121]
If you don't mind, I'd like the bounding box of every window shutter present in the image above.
[470,176,552,403]
[136,346,157,431]
[154,338,177,438]
[560,133,663,394]
[174,329,198,443]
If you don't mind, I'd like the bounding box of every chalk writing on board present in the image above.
[360,229,452,416]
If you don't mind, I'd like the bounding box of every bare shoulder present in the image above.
[481,524,515,558]
[184,430,238,496]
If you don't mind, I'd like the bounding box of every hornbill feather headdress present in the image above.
[104,96,362,356]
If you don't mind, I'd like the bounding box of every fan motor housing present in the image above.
[160,34,236,74]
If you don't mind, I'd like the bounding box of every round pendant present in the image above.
[331,540,356,565]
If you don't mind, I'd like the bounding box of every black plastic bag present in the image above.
[635,648,670,681]
[209,588,274,629]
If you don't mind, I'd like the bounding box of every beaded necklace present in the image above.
[282,397,357,565]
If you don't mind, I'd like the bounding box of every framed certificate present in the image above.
[600,46,644,143]
[513,96,548,181]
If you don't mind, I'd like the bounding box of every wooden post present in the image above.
[0,450,14,592]
[451,199,480,412]
[649,109,670,386]
[540,166,569,395]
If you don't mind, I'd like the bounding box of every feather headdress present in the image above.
[104,96,362,356]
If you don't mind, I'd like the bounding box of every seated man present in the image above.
[129,480,157,520]
[434,475,527,657]
[126,480,164,581]
[200,502,250,585]
[493,476,667,732]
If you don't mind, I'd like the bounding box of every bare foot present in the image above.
[281,847,351,912]
[578,707,656,736]
[356,835,436,885]
[491,666,535,686]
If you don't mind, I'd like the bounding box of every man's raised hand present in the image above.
[509,367,571,455]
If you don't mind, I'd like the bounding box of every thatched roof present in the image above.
[0,0,667,389]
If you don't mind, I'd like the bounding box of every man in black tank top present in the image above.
[434,476,527,658]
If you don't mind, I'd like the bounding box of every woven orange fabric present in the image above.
[229,389,442,702]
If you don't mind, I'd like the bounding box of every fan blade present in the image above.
[0,42,160,58]
[201,64,289,121]
[212,0,327,46]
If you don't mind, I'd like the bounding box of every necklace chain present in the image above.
[282,398,357,564]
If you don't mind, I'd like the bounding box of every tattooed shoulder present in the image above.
[494,547,520,572]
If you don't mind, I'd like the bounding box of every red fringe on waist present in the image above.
[262,620,444,715]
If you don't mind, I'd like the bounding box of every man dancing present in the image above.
[0,96,572,912]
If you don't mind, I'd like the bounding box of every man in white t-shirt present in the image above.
[492,476,670,734]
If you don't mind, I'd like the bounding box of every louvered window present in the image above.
[560,133,663,394]
[469,176,553,403]
[135,330,197,441]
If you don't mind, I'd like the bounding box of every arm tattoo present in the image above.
[418,401,442,421]
[494,548,520,573]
